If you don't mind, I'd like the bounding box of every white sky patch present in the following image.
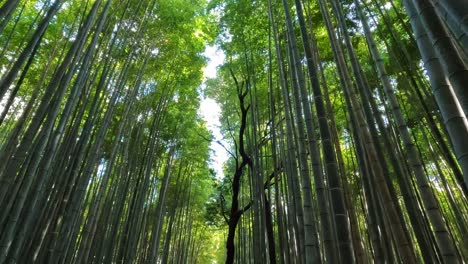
[383,2,392,10]
[199,45,228,180]
[203,45,225,80]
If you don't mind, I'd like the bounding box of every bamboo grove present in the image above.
[0,0,467,263]
[0,0,220,262]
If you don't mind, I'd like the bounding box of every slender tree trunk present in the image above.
[0,0,63,100]
[404,0,468,193]
[356,1,460,261]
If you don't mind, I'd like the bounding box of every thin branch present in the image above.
[216,140,236,160]
[196,131,236,159]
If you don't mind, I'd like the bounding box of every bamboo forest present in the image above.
[1,0,468,263]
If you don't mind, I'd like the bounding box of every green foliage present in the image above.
[1,0,467,262]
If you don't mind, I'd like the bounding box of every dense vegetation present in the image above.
[0,0,467,263]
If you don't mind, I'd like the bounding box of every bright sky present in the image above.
[199,45,228,180]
